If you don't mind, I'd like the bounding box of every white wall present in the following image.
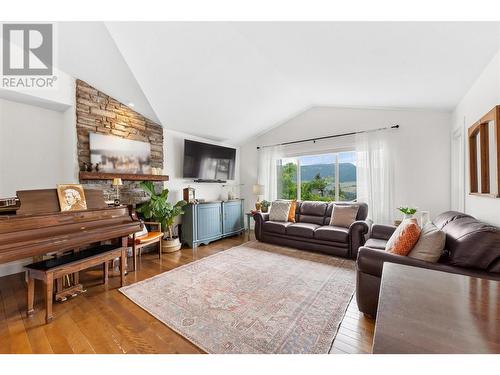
[163,128,240,204]
[240,106,452,222]
[0,99,76,197]
[451,49,500,226]
[0,97,78,277]
[0,96,239,277]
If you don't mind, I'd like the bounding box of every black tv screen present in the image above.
[183,140,236,181]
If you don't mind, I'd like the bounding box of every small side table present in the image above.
[245,212,254,239]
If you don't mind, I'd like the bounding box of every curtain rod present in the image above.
[256,124,399,150]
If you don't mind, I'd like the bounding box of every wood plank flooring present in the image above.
[0,232,374,354]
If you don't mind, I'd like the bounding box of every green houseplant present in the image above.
[397,206,417,220]
[260,200,271,213]
[136,181,187,252]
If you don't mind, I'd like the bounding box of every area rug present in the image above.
[119,241,355,354]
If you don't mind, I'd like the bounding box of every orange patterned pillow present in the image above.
[386,219,421,256]
[288,200,297,223]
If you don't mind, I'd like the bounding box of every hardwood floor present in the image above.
[0,232,374,354]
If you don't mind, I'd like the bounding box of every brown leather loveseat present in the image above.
[254,201,369,259]
[356,211,500,317]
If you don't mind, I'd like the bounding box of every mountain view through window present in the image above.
[277,151,357,202]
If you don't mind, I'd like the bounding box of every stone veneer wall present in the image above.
[76,79,164,205]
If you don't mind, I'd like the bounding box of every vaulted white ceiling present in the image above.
[58,22,500,144]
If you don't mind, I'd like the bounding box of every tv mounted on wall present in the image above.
[183,139,236,182]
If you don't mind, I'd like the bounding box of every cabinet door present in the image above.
[223,201,243,235]
[196,203,222,241]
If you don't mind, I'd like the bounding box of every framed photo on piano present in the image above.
[57,184,88,212]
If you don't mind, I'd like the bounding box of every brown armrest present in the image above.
[253,212,269,241]
[253,212,269,222]
[357,247,444,278]
[356,247,500,281]
[348,220,370,258]
[371,224,397,241]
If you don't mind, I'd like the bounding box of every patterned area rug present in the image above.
[120,241,355,354]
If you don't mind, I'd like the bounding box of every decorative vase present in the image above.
[403,214,414,220]
[261,206,268,213]
[255,202,261,211]
[162,237,182,253]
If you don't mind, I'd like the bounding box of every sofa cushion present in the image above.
[441,217,500,270]
[288,200,297,222]
[329,204,359,228]
[364,238,387,250]
[408,222,445,263]
[269,200,292,222]
[433,211,473,230]
[385,219,421,256]
[286,222,320,238]
[314,225,349,242]
[297,201,328,225]
[325,202,368,224]
[263,221,292,235]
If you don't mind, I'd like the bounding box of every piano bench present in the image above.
[25,244,127,324]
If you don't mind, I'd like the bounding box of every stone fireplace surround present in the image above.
[75,79,164,205]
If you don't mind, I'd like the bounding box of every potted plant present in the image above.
[137,181,187,253]
[397,206,417,220]
[260,200,271,213]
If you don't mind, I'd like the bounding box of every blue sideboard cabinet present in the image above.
[181,199,244,247]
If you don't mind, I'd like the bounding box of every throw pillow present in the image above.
[269,200,292,222]
[408,222,445,262]
[385,218,421,256]
[329,204,359,228]
[288,200,297,223]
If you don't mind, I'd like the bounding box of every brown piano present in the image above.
[0,188,142,301]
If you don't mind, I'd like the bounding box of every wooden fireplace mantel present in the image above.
[79,172,169,182]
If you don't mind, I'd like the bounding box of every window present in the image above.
[277,151,357,202]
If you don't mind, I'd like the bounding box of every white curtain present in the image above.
[356,130,395,224]
[257,145,283,201]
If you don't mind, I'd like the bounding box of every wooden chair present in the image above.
[129,222,163,271]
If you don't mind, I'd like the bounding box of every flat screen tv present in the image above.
[183,139,236,182]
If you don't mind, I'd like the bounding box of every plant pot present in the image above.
[261,206,269,213]
[162,237,182,253]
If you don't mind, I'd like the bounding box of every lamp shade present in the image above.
[112,178,123,186]
[252,184,264,195]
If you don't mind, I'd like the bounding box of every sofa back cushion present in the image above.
[324,202,368,225]
[433,211,474,230]
[269,200,292,222]
[408,222,446,263]
[329,204,359,228]
[296,201,328,225]
[440,216,500,271]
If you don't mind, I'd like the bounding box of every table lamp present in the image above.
[252,184,264,211]
[112,178,123,205]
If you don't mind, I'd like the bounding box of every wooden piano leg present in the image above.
[131,234,137,272]
[27,271,35,316]
[45,273,54,324]
[103,261,109,285]
[120,247,126,287]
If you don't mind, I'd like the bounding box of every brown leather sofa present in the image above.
[356,211,500,317]
[253,201,369,259]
